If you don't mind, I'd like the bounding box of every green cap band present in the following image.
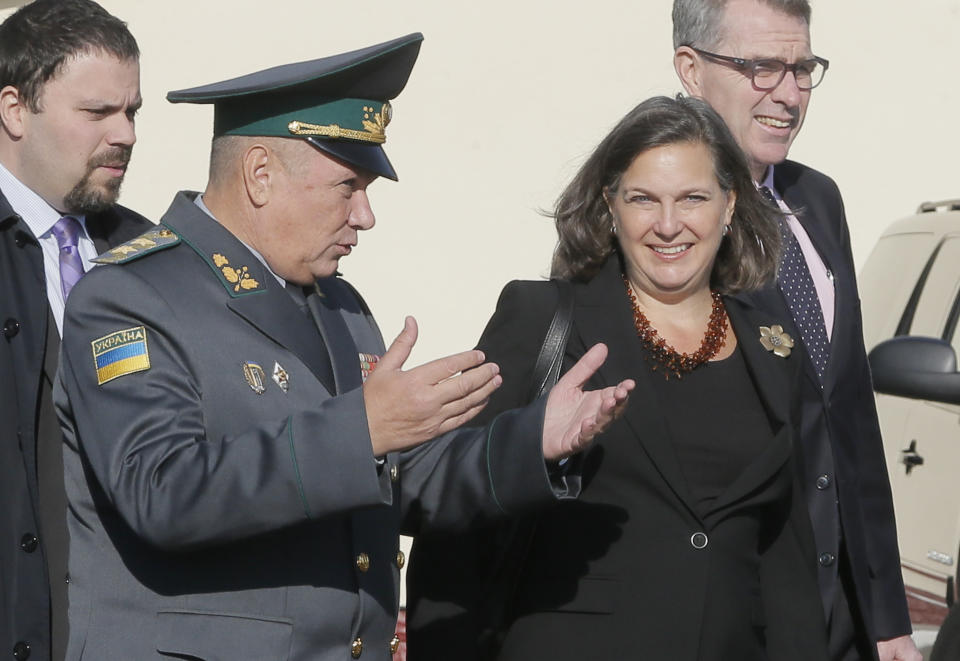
[214,95,391,143]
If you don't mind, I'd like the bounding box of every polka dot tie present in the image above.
[761,186,830,382]
[51,215,86,300]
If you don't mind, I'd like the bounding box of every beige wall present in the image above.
[3,0,957,607]
[3,0,956,362]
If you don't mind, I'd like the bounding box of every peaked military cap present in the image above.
[166,32,423,181]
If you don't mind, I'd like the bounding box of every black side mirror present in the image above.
[868,336,960,404]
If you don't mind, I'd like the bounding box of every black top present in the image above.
[649,344,772,517]
[406,261,829,661]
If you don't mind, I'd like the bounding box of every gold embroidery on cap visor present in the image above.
[288,102,391,144]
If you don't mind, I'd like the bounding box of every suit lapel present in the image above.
[86,209,119,254]
[86,205,152,253]
[704,298,795,517]
[778,184,835,275]
[226,288,338,395]
[574,258,701,518]
[90,225,110,255]
[725,298,792,432]
[577,258,798,521]
[309,279,362,394]
[161,192,338,393]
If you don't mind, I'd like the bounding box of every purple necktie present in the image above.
[51,215,85,299]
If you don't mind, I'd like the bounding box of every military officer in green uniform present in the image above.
[54,33,632,661]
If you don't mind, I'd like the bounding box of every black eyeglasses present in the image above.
[691,47,829,91]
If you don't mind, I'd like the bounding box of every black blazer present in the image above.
[408,256,827,661]
[738,160,910,643]
[0,189,149,661]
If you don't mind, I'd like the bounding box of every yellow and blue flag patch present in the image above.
[92,326,151,385]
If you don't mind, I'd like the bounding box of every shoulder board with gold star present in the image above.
[92,225,181,265]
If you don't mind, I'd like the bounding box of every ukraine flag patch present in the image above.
[92,326,151,385]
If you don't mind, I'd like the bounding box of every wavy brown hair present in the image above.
[550,95,781,294]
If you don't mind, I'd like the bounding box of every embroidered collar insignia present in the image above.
[211,252,263,294]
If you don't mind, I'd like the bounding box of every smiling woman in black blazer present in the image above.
[407,96,828,661]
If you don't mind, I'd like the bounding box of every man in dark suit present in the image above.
[673,1,919,659]
[53,34,631,660]
[0,2,149,660]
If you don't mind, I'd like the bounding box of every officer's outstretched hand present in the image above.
[364,316,502,456]
[541,343,634,460]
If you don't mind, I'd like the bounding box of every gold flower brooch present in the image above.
[759,325,794,358]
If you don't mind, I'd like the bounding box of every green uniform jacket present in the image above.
[55,191,571,661]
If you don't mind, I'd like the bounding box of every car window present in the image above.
[860,231,937,350]
[909,235,960,340]
[947,290,960,359]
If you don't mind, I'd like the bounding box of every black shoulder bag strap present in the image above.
[528,279,575,401]
[481,279,575,655]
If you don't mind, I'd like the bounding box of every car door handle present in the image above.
[901,440,925,475]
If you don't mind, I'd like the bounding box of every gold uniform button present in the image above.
[389,464,399,482]
[356,552,370,572]
[396,550,406,569]
[390,635,401,654]
[351,637,363,658]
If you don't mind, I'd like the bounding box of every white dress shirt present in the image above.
[0,161,97,336]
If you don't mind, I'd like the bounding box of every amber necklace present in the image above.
[622,274,728,379]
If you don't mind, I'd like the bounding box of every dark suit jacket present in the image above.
[408,256,827,661]
[738,160,910,643]
[0,189,149,661]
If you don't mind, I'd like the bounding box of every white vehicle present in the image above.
[859,199,960,653]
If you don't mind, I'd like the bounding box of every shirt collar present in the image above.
[0,160,86,239]
[758,165,778,197]
[194,193,285,286]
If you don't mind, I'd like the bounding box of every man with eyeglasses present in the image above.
[673,1,919,660]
